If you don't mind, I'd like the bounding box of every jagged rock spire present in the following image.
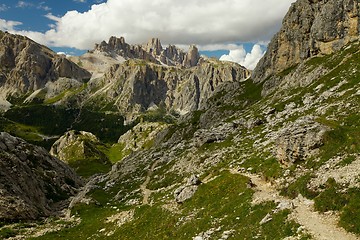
[92,36,201,67]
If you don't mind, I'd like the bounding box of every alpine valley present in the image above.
[0,0,359,239]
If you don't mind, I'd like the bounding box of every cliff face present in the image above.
[0,31,91,94]
[86,59,249,120]
[91,36,200,67]
[0,132,83,222]
[252,0,359,81]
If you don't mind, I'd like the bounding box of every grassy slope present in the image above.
[1,42,359,239]
[270,41,360,234]
[33,172,302,240]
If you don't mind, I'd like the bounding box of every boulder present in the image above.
[174,175,201,203]
[274,117,328,166]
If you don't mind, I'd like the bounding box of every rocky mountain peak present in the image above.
[184,45,200,68]
[252,0,360,81]
[144,38,163,55]
[108,36,127,50]
[91,36,201,67]
[0,30,91,94]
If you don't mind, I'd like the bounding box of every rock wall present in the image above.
[91,36,200,67]
[0,31,91,94]
[89,59,249,120]
[0,132,83,222]
[252,0,360,82]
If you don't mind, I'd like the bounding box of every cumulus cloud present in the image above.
[2,0,295,50]
[220,44,265,70]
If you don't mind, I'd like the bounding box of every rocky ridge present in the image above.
[50,130,105,163]
[0,31,91,95]
[0,132,83,222]
[83,58,249,120]
[0,0,359,238]
[91,36,201,67]
[0,32,250,122]
[253,0,360,82]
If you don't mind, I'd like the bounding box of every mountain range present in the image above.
[0,0,359,239]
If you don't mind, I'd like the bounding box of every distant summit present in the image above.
[90,36,201,67]
[0,31,91,95]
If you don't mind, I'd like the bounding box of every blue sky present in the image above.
[0,1,101,31]
[0,0,295,69]
[0,0,104,55]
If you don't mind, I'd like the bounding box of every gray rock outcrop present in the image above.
[252,0,360,82]
[0,31,91,94]
[275,117,329,166]
[88,59,249,120]
[174,175,201,203]
[91,36,200,67]
[50,130,108,164]
[0,132,83,222]
[183,45,200,68]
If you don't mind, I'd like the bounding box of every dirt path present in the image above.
[140,160,160,205]
[230,169,360,240]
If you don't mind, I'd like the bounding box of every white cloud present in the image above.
[0,19,49,45]
[198,44,241,51]
[0,19,22,31]
[16,1,32,8]
[45,13,61,22]
[4,0,295,51]
[38,2,51,11]
[220,44,266,70]
[15,1,50,11]
[0,4,8,12]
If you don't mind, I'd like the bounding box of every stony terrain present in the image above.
[0,0,359,239]
[66,37,250,121]
[0,132,82,222]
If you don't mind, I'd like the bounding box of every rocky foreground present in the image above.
[0,0,359,239]
[0,132,82,221]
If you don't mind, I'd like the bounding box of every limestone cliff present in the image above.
[252,0,360,81]
[0,132,83,222]
[90,36,200,67]
[85,59,249,120]
[0,31,91,94]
